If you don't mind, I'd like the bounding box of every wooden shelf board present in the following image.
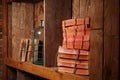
[5,59,89,80]
[6,0,41,3]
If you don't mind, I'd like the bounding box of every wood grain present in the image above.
[87,0,103,29]
[12,2,33,61]
[7,67,17,80]
[6,59,89,80]
[45,0,72,67]
[2,0,8,79]
[89,30,103,80]
[72,0,103,80]
[79,0,90,17]
[88,1,103,80]
[103,0,119,80]
[7,4,12,58]
[72,0,80,18]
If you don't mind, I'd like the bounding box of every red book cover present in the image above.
[76,64,89,69]
[58,67,89,75]
[57,52,89,60]
[64,19,76,27]
[79,50,89,55]
[75,69,89,75]
[85,28,90,35]
[57,62,75,68]
[78,55,89,60]
[58,53,78,59]
[75,35,90,41]
[66,26,76,32]
[82,41,90,50]
[77,25,85,31]
[77,18,89,25]
[58,46,79,54]
[57,58,88,65]
[58,67,75,74]
[57,61,89,69]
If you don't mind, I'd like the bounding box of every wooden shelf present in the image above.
[5,59,89,80]
[6,0,40,3]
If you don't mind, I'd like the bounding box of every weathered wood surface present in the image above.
[72,0,80,18]
[45,0,72,67]
[8,4,12,58]
[103,0,119,80]
[12,2,33,61]
[6,59,89,80]
[7,67,17,80]
[2,0,8,79]
[72,0,103,80]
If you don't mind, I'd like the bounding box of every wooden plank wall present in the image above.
[2,0,7,79]
[12,2,33,61]
[72,0,103,80]
[7,67,17,80]
[103,0,119,80]
[0,0,2,79]
[8,4,12,58]
[45,0,72,67]
[72,0,119,80]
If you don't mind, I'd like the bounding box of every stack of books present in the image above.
[57,18,90,75]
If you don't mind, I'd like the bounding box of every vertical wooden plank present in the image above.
[7,67,17,80]
[104,0,119,36]
[87,0,103,80]
[12,2,33,61]
[12,2,21,61]
[79,0,90,17]
[17,70,26,80]
[88,0,103,29]
[45,0,55,67]
[103,0,119,80]
[8,4,12,58]
[72,0,80,18]
[104,37,119,80]
[72,0,103,80]
[45,0,72,67]
[2,0,7,79]
[0,0,2,79]
[89,30,103,80]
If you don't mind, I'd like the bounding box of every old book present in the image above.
[58,53,78,59]
[58,53,89,60]
[58,67,75,74]
[57,62,75,68]
[58,46,79,54]
[57,58,88,65]
[58,46,89,55]
[82,41,90,50]
[62,18,89,27]
[57,61,89,69]
[75,69,89,75]
[20,39,29,62]
[26,39,32,62]
[79,50,89,55]
[76,64,88,69]
[58,67,89,75]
